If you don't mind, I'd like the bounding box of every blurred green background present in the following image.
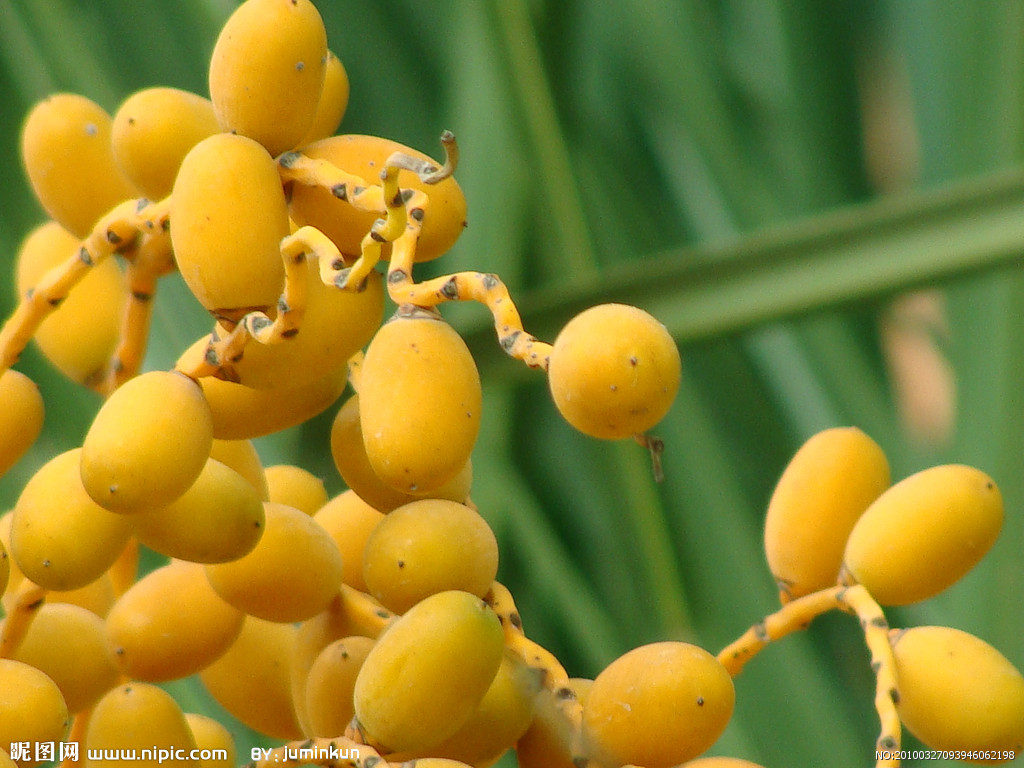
[2,1,1023,766]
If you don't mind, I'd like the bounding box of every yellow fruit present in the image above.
[359,309,482,494]
[111,86,220,200]
[80,370,213,513]
[299,50,350,145]
[183,714,236,768]
[209,0,327,156]
[0,659,69,767]
[842,465,1003,606]
[170,132,289,315]
[199,616,303,740]
[763,427,890,599]
[208,438,269,500]
[8,602,119,713]
[891,626,1024,761]
[418,655,540,766]
[314,490,385,592]
[330,393,474,511]
[0,369,44,478]
[180,335,348,440]
[265,464,328,515]
[84,683,197,768]
[0,538,8,600]
[289,134,467,263]
[304,635,376,737]
[222,261,384,390]
[15,220,126,385]
[353,590,505,753]
[46,572,116,618]
[20,93,137,238]
[583,642,735,768]
[131,458,265,564]
[105,559,245,682]
[362,498,498,615]
[11,449,133,590]
[205,501,343,622]
[548,303,681,440]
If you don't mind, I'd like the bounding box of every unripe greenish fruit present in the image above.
[131,458,265,564]
[0,660,69,767]
[330,392,474,511]
[170,132,290,315]
[84,683,197,768]
[289,134,467,263]
[199,616,303,740]
[111,87,220,200]
[360,309,482,494]
[764,427,890,599]
[178,334,348,440]
[583,642,735,768]
[891,626,1024,761]
[548,303,681,440]
[0,369,44,479]
[105,560,245,682]
[842,465,1002,606]
[362,498,499,615]
[205,502,343,622]
[209,0,327,156]
[299,50,350,145]
[11,449,133,591]
[20,93,137,238]
[354,590,505,753]
[9,602,119,713]
[15,220,126,385]
[80,370,213,513]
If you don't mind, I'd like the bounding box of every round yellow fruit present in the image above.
[84,683,196,768]
[0,659,69,767]
[548,303,681,440]
[583,641,734,768]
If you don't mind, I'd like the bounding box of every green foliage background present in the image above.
[1,1,1023,767]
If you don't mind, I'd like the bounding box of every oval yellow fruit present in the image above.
[891,626,1024,761]
[359,309,482,494]
[80,370,213,513]
[842,464,1003,606]
[0,369,45,479]
[353,590,504,753]
[764,427,890,599]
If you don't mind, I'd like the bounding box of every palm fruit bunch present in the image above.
[0,1,742,766]
[1,3,1020,768]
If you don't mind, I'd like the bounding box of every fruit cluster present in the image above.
[0,2,1020,768]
